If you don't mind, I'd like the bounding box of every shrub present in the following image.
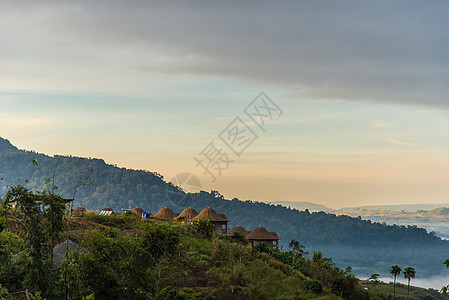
[303,279,323,294]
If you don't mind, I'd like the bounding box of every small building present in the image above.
[192,208,228,235]
[175,208,199,222]
[100,208,116,216]
[131,207,145,216]
[72,207,87,217]
[245,226,280,248]
[230,225,248,238]
[154,207,177,220]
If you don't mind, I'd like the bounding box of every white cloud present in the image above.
[0,1,448,108]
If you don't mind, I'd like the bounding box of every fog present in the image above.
[372,275,449,290]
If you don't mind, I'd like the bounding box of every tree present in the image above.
[441,285,448,298]
[368,273,380,285]
[289,239,308,257]
[390,265,401,300]
[5,185,67,297]
[442,260,449,297]
[312,250,323,262]
[403,267,416,300]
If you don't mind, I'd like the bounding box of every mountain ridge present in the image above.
[1,136,448,277]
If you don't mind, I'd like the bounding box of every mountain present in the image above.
[340,203,449,212]
[272,201,335,212]
[1,137,449,277]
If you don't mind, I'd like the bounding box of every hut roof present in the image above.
[246,226,279,240]
[102,207,114,211]
[230,225,247,237]
[53,239,87,265]
[154,207,177,220]
[269,232,279,239]
[131,207,144,215]
[72,207,87,217]
[175,208,199,221]
[217,213,228,221]
[192,208,228,222]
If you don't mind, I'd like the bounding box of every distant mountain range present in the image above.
[273,200,449,214]
[1,136,449,277]
[340,203,449,212]
[271,201,335,212]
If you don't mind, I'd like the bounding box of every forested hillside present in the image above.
[1,137,448,277]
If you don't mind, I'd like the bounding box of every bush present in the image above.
[156,286,216,300]
[303,279,323,294]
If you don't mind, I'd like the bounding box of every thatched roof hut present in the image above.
[102,207,114,212]
[246,226,279,241]
[192,208,227,222]
[230,225,248,237]
[154,207,177,220]
[53,239,87,265]
[72,207,87,217]
[217,213,228,221]
[131,207,144,216]
[175,208,199,222]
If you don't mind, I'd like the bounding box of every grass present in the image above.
[361,281,445,300]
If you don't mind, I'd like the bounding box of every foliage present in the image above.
[194,220,213,238]
[155,287,216,300]
[1,137,448,276]
[303,279,323,294]
[3,185,66,297]
[0,231,26,292]
[252,242,270,254]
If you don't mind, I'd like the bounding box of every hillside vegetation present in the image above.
[1,189,372,300]
[1,137,448,277]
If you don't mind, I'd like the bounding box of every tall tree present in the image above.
[5,185,67,297]
[390,265,401,300]
[403,266,416,300]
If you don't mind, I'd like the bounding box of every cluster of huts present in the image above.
[71,206,279,249]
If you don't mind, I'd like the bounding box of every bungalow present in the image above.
[175,208,199,222]
[71,207,87,217]
[192,208,228,235]
[131,207,145,216]
[245,226,279,248]
[154,207,178,220]
[230,225,248,238]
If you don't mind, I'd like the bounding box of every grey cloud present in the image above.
[1,1,448,108]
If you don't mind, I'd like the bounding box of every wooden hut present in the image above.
[245,226,279,248]
[72,207,87,217]
[131,207,144,216]
[154,207,177,220]
[192,208,228,235]
[175,208,199,222]
[230,225,248,237]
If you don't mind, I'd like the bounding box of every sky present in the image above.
[0,1,448,208]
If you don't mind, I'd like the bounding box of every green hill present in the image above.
[1,204,365,299]
[1,137,449,278]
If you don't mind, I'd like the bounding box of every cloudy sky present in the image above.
[0,1,448,208]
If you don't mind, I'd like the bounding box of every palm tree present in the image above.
[390,265,401,300]
[441,285,448,298]
[403,267,416,300]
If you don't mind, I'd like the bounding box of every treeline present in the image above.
[1,137,448,276]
